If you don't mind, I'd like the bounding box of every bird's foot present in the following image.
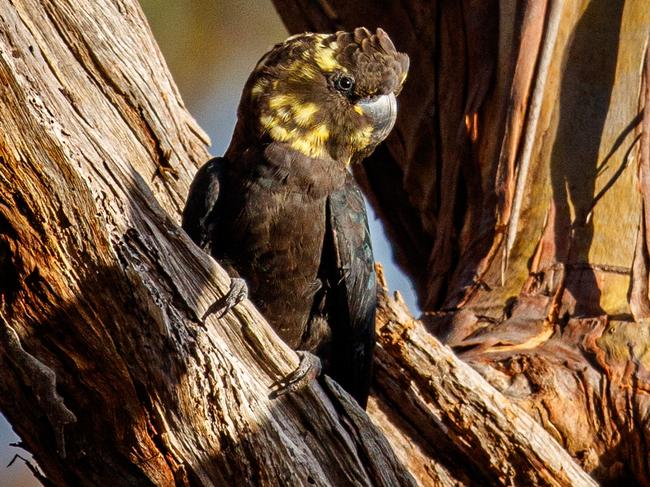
[269,351,322,399]
[201,277,248,322]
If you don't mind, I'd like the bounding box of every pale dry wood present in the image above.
[370,271,596,487]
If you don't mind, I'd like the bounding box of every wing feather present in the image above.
[181,157,227,251]
[326,173,377,407]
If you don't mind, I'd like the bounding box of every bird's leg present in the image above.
[269,351,322,399]
[201,277,248,322]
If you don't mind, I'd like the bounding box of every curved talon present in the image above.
[201,277,248,322]
[270,351,322,399]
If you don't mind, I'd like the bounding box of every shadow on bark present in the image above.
[0,152,418,485]
[549,0,624,317]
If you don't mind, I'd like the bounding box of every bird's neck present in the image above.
[226,140,349,198]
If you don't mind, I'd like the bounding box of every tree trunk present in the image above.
[0,0,640,486]
[273,0,650,484]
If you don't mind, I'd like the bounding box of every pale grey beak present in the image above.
[356,93,397,145]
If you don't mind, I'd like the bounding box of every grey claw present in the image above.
[270,351,322,399]
[201,277,248,322]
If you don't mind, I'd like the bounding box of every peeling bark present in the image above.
[370,269,596,486]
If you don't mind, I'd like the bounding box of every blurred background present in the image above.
[0,1,416,485]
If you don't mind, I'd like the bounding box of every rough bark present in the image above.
[370,267,595,486]
[273,0,650,484]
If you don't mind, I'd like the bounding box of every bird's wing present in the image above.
[181,157,227,251]
[326,173,377,407]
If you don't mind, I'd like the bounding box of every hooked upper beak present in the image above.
[356,93,397,145]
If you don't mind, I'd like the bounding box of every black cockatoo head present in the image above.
[236,27,409,164]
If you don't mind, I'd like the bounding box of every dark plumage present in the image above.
[182,27,408,407]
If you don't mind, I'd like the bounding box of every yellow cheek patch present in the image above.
[354,105,364,116]
[261,112,330,159]
[290,138,320,158]
[293,103,318,126]
[269,124,291,142]
[312,124,329,140]
[260,115,274,129]
[268,94,318,127]
[268,93,299,110]
[276,107,293,123]
[289,125,330,159]
[261,115,291,141]
[350,125,374,149]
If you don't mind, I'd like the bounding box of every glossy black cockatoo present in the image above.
[182,27,408,408]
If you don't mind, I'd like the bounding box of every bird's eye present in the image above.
[334,75,355,93]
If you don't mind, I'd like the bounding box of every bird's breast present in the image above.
[219,182,328,347]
